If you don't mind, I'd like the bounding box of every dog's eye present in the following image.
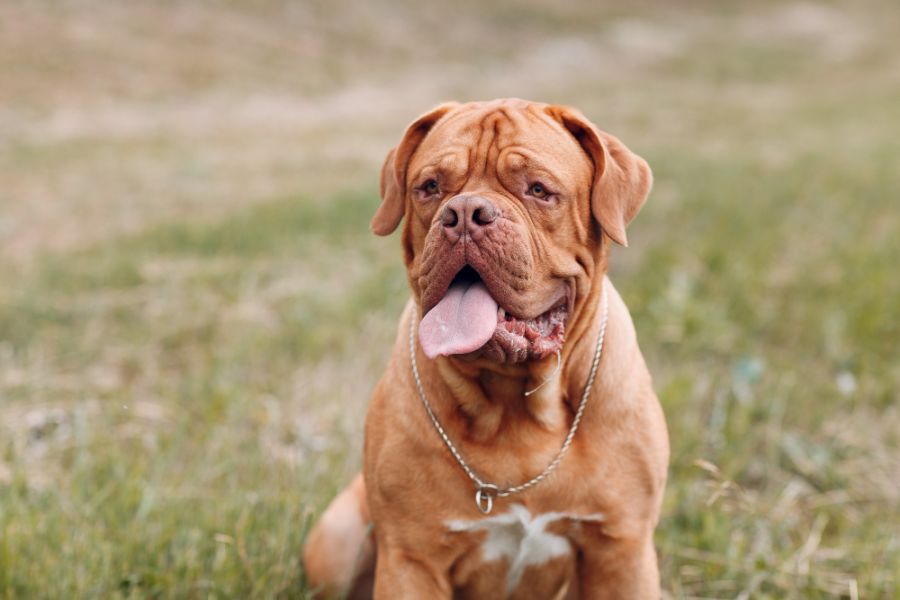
[527,182,549,199]
[421,179,440,196]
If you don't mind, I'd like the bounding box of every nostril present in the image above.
[441,206,459,228]
[472,205,497,226]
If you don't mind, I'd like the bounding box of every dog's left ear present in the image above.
[371,102,459,236]
[545,105,652,246]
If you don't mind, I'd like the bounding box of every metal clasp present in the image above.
[475,484,499,514]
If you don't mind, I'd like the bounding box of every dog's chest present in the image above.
[446,504,603,599]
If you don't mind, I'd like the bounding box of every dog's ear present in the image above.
[545,105,652,246]
[371,102,459,236]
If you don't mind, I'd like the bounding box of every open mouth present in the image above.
[418,265,568,364]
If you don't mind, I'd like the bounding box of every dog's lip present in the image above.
[429,263,567,321]
[511,286,568,321]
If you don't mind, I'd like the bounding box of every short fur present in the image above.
[304,99,669,599]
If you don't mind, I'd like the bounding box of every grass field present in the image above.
[1,1,898,598]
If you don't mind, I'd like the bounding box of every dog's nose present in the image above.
[440,195,498,242]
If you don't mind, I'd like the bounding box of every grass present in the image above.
[0,193,394,598]
[1,0,899,598]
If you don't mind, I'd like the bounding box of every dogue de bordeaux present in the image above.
[303,98,669,599]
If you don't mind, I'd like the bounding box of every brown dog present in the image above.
[303,99,669,599]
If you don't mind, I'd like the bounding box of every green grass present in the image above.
[1,0,899,598]
[633,147,900,598]
[0,192,398,598]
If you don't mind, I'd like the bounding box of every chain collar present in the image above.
[408,282,609,514]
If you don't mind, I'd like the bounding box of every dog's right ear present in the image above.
[544,105,652,247]
[371,103,458,236]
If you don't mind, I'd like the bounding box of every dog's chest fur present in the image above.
[445,504,603,599]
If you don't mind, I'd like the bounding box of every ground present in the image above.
[0,0,898,598]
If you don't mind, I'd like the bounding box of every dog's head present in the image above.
[372,99,651,364]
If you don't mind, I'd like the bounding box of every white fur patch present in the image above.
[447,504,604,593]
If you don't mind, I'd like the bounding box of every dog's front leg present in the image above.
[372,545,451,599]
[577,537,660,600]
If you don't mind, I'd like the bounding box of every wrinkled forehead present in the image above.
[410,101,592,175]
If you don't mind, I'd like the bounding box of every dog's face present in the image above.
[372,99,651,364]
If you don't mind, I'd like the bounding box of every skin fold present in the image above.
[303,99,669,599]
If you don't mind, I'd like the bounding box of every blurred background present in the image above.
[1,0,898,598]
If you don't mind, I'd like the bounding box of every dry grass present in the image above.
[1,0,898,598]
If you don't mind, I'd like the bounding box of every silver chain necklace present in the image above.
[408,282,609,514]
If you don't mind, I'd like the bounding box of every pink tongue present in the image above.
[419,280,498,358]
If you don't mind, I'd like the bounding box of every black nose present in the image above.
[440,195,499,242]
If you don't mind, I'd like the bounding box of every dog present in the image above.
[303,98,669,599]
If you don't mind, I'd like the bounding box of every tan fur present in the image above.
[303,99,669,599]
